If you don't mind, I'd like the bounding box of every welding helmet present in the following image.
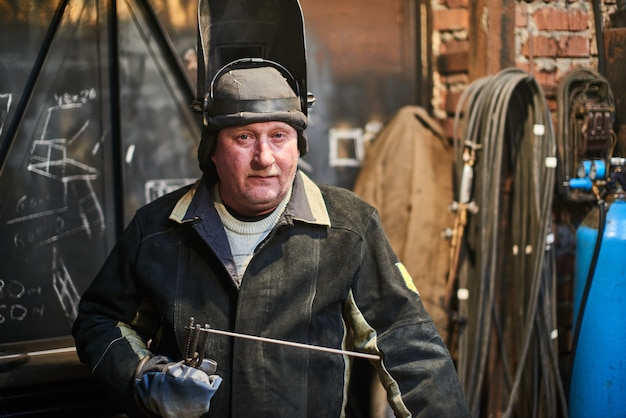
[198,58,308,174]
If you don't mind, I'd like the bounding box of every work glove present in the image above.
[134,355,222,418]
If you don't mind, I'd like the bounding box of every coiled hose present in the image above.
[452,68,566,418]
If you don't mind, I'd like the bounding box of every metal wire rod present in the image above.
[206,328,381,361]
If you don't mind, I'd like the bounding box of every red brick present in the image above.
[532,69,558,89]
[558,35,590,57]
[439,90,449,114]
[442,0,469,8]
[514,62,558,100]
[555,62,588,84]
[439,117,456,140]
[437,50,469,74]
[543,86,558,101]
[445,90,464,114]
[433,8,469,31]
[515,61,531,73]
[442,73,469,86]
[521,34,558,57]
[439,39,469,54]
[516,3,528,28]
[533,7,589,31]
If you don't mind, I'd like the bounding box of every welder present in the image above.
[72,59,470,417]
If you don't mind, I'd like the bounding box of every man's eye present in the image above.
[238,134,250,140]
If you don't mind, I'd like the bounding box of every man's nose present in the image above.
[253,138,275,167]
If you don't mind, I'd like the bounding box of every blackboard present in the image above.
[0,1,111,353]
[0,0,201,356]
[0,0,416,359]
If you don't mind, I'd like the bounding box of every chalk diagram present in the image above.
[3,89,105,327]
[0,93,12,138]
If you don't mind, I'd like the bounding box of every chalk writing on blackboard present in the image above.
[0,279,45,325]
[52,245,80,322]
[7,93,104,248]
[1,89,103,335]
[0,93,12,137]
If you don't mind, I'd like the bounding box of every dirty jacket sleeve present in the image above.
[338,198,469,417]
[72,208,164,416]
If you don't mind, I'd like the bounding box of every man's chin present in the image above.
[243,192,283,213]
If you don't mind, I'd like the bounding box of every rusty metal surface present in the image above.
[604,28,626,153]
[468,0,515,80]
[299,0,422,188]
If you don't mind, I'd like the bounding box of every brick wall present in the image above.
[432,0,470,132]
[433,0,617,136]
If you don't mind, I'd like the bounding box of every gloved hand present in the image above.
[134,355,222,418]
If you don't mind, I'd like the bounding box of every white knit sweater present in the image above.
[213,186,291,284]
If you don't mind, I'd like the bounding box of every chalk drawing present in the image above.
[0,93,12,137]
[7,99,105,244]
[52,245,80,322]
[0,279,45,325]
[2,90,102,330]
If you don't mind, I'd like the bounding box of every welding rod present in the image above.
[206,328,380,361]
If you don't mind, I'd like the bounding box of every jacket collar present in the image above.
[169,171,330,227]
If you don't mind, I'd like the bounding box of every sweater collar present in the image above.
[169,171,330,227]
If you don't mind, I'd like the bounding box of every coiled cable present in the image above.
[451,68,566,417]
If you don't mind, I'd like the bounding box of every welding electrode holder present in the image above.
[183,317,212,369]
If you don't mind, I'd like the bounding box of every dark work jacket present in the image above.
[72,171,470,417]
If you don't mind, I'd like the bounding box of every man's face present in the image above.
[212,121,300,217]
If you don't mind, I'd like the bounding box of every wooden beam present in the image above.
[604,28,626,152]
[468,0,515,80]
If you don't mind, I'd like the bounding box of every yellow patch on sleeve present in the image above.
[396,262,419,295]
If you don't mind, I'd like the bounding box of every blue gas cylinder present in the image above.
[569,195,626,418]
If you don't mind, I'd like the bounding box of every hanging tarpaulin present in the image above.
[353,106,453,342]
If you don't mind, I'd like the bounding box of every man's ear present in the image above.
[198,127,217,173]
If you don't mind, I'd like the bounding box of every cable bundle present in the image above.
[451,68,566,417]
[556,67,616,203]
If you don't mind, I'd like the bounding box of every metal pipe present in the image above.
[592,0,606,76]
